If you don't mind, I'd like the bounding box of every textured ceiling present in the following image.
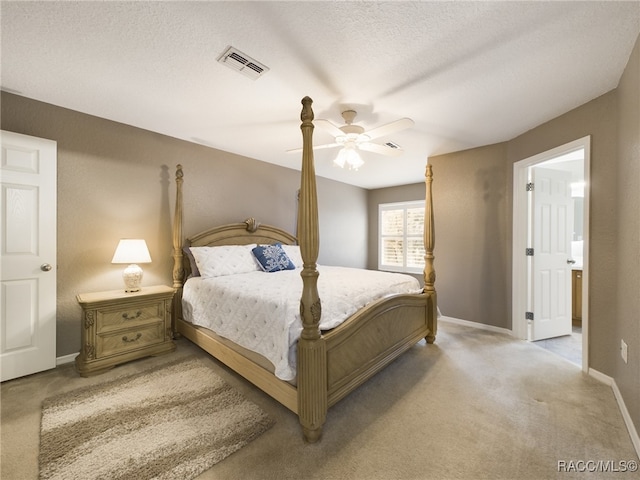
[2,1,639,189]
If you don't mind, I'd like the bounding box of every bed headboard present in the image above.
[182,217,298,279]
[171,164,299,287]
[182,218,298,282]
[188,217,297,248]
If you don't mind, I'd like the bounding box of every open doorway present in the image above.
[512,137,590,371]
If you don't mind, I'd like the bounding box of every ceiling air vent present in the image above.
[217,46,269,80]
[384,141,401,149]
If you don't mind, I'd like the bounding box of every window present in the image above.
[378,200,425,274]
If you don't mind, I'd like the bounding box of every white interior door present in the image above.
[530,166,573,341]
[1,130,57,381]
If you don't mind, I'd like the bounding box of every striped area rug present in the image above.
[39,357,274,480]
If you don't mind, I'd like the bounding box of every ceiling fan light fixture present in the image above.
[292,108,413,165]
[334,146,364,171]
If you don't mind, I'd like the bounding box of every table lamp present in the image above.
[111,239,152,292]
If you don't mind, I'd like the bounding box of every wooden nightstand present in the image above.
[75,285,176,377]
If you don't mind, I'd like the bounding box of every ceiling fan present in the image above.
[288,110,414,170]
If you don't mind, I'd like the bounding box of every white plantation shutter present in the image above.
[381,209,404,235]
[381,209,403,267]
[382,238,404,267]
[406,207,425,269]
[379,201,425,273]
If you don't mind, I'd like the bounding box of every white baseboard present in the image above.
[56,352,78,366]
[588,367,613,386]
[588,368,640,459]
[439,315,512,336]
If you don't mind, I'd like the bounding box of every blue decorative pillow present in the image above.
[252,243,296,273]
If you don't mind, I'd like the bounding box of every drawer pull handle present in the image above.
[122,311,142,320]
[122,333,142,343]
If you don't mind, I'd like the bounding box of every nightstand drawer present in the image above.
[76,285,176,377]
[96,321,164,357]
[97,304,163,332]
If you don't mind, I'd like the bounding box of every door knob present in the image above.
[41,263,53,271]
[566,259,576,265]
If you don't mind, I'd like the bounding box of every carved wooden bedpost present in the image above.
[172,164,185,335]
[424,163,437,343]
[296,96,327,443]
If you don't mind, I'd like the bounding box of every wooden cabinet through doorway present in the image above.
[572,270,582,326]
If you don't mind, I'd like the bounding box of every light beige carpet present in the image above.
[38,357,274,480]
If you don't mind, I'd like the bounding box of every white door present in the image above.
[530,166,573,341]
[1,130,57,381]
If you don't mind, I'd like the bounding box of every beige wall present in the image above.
[1,93,368,356]
[614,33,639,437]
[368,144,511,328]
[427,143,510,327]
[368,33,640,432]
[507,35,639,437]
[507,92,619,372]
[400,92,618,333]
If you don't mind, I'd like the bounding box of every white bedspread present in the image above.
[182,266,421,381]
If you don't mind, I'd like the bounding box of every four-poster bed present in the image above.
[171,96,437,442]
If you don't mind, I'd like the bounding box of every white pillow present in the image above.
[189,244,259,278]
[281,244,303,268]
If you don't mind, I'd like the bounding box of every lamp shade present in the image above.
[111,239,152,264]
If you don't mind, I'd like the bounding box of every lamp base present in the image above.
[122,264,143,293]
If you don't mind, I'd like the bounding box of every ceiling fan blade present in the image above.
[359,142,404,157]
[286,142,340,154]
[364,118,414,140]
[315,119,346,138]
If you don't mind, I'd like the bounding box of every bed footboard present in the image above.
[324,292,435,406]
